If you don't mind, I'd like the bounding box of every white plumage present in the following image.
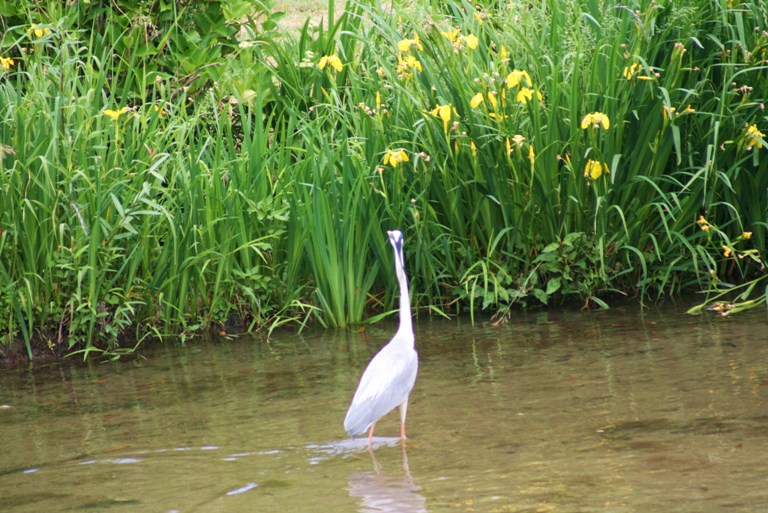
[344,230,418,444]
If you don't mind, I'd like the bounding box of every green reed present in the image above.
[0,0,766,358]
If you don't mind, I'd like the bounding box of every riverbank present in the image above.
[1,0,766,360]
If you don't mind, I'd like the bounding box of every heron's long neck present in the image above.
[396,266,413,342]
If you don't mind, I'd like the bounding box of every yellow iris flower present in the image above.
[383,149,409,167]
[462,34,479,50]
[31,24,51,38]
[516,87,542,104]
[440,28,478,50]
[581,112,610,130]
[0,55,13,71]
[441,28,461,43]
[746,124,765,149]
[505,69,532,89]
[470,92,497,109]
[400,54,422,72]
[103,106,131,120]
[430,104,459,133]
[398,35,423,53]
[584,159,609,180]
[697,215,711,232]
[623,63,641,80]
[318,54,343,72]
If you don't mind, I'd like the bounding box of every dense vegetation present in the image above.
[0,0,766,359]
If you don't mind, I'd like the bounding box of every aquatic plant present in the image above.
[0,0,766,359]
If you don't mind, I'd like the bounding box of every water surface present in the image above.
[1,305,767,512]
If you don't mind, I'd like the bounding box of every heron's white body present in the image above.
[343,328,417,436]
[343,230,418,440]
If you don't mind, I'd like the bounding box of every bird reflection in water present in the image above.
[347,444,427,513]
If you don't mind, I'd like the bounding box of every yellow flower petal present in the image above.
[441,28,461,43]
[384,149,409,167]
[412,34,423,51]
[405,55,422,72]
[662,106,676,121]
[487,92,498,109]
[431,104,456,133]
[319,54,343,72]
[506,69,532,89]
[622,63,642,80]
[516,88,541,104]
[585,159,609,180]
[103,106,131,121]
[31,24,51,39]
[746,124,765,149]
[581,112,610,130]
[516,88,532,104]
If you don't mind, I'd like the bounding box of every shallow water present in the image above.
[1,305,768,512]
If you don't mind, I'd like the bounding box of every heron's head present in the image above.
[387,230,405,269]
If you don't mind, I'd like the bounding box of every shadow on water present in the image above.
[1,305,768,512]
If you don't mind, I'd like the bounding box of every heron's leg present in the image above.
[366,422,376,446]
[399,398,409,439]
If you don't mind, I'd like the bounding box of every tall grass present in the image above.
[0,0,766,359]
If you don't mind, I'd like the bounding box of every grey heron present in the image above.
[344,230,418,446]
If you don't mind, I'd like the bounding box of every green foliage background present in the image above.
[0,0,766,359]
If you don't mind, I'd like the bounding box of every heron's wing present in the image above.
[343,344,418,436]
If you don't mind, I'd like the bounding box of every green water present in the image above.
[1,306,768,512]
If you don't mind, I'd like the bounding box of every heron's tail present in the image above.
[343,405,371,436]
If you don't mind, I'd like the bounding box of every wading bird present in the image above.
[344,230,418,446]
